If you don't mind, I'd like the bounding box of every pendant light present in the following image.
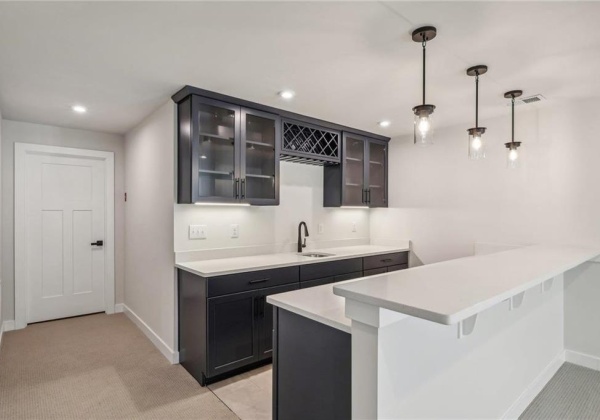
[504,90,523,169]
[466,65,488,159]
[412,26,437,146]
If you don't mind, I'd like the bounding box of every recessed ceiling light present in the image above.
[378,120,391,127]
[279,90,295,100]
[71,105,87,114]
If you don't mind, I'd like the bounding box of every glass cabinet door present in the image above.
[240,109,280,205]
[194,98,240,202]
[342,134,367,206]
[367,141,387,207]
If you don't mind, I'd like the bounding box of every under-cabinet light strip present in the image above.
[194,203,251,207]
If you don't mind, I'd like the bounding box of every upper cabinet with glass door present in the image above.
[342,135,367,206]
[241,108,280,205]
[323,133,388,208]
[366,140,387,207]
[176,95,280,205]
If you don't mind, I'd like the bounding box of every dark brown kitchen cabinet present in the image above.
[259,283,299,360]
[367,140,388,207]
[323,132,388,207]
[207,289,259,377]
[207,282,298,377]
[177,251,407,386]
[177,95,280,205]
[178,267,299,386]
[363,252,408,276]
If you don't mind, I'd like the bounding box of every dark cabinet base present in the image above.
[201,359,272,387]
[273,308,351,420]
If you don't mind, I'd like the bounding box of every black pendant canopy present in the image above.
[411,26,437,43]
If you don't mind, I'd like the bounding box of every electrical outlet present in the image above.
[318,223,324,234]
[230,224,240,238]
[352,221,357,233]
[189,225,207,240]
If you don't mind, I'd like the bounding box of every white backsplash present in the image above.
[174,161,370,262]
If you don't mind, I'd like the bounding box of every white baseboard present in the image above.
[2,320,15,333]
[565,349,600,371]
[122,304,179,364]
[0,320,16,351]
[114,303,124,313]
[502,351,565,419]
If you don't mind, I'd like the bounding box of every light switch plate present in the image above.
[189,225,207,240]
[352,221,357,233]
[318,223,324,234]
[230,224,240,238]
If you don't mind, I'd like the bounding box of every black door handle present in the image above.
[234,178,240,199]
[91,240,104,246]
[249,278,269,285]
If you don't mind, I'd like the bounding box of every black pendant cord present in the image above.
[475,73,479,128]
[422,40,426,105]
[511,97,515,143]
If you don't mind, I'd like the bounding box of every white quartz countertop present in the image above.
[334,244,600,325]
[266,279,355,333]
[175,244,409,277]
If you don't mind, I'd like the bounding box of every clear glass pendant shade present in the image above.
[468,128,486,160]
[413,106,435,146]
[506,142,521,169]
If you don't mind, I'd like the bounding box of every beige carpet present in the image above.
[0,313,238,419]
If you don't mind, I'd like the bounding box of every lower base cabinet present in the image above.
[178,268,299,386]
[207,283,299,378]
[178,251,408,386]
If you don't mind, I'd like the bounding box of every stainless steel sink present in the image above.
[299,252,335,258]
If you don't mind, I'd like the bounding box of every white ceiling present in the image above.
[0,1,599,136]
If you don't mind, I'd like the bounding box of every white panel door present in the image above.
[25,152,106,323]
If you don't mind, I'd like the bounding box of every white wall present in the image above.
[0,120,125,322]
[370,97,600,363]
[371,98,600,263]
[0,112,2,329]
[175,161,370,261]
[124,101,176,359]
[564,262,600,360]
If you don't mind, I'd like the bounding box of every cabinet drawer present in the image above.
[363,252,408,270]
[363,267,387,277]
[388,263,408,273]
[207,266,299,297]
[300,276,336,289]
[300,271,363,289]
[336,271,363,282]
[300,258,363,282]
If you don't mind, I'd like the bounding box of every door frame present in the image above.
[14,143,115,329]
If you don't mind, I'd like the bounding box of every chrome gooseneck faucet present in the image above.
[297,222,309,253]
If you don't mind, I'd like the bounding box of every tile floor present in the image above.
[209,364,273,420]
